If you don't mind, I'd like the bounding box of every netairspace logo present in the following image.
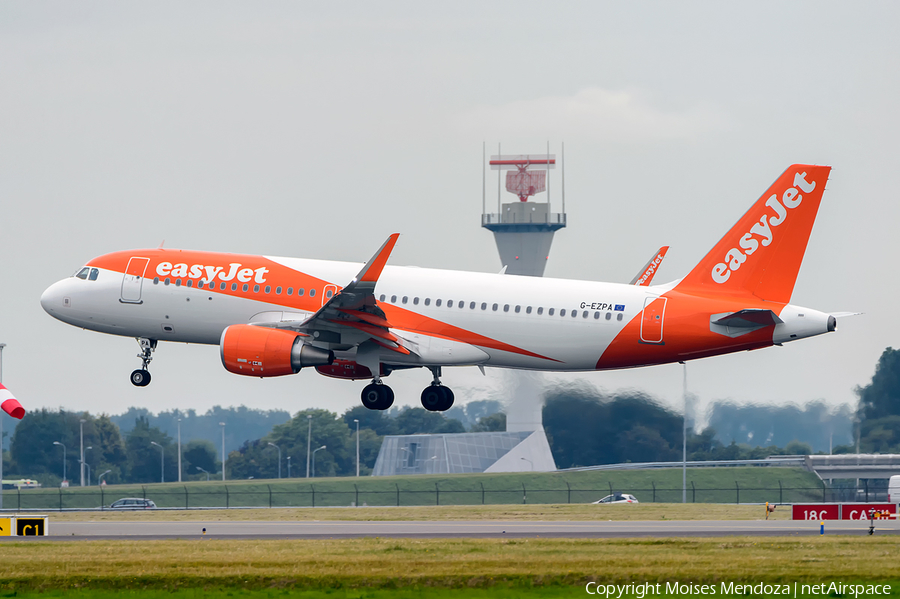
[584,581,892,598]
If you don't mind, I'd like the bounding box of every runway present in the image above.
[13,519,900,540]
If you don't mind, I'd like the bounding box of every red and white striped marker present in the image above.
[0,383,25,419]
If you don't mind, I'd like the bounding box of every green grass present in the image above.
[1,467,825,510]
[1,537,899,593]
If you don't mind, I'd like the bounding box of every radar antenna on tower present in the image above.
[481,143,567,277]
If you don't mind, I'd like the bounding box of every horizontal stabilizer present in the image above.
[713,309,783,328]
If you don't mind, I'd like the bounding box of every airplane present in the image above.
[41,164,844,412]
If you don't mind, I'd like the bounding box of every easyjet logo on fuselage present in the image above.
[711,172,816,284]
[156,262,269,284]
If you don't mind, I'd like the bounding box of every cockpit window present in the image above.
[75,267,90,280]
[89,268,99,281]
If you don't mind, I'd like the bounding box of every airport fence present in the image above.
[0,479,889,510]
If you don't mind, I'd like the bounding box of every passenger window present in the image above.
[164,278,171,286]
[594,312,600,319]
[154,277,160,285]
[447,300,453,308]
[514,305,521,313]
[605,312,612,320]
[481,302,487,310]
[617,313,624,321]
[537,307,543,315]
[560,309,566,317]
[309,289,316,297]
[402,296,408,304]
[265,286,271,294]
[75,267,90,279]
[89,268,99,281]
[176,279,182,286]
[287,287,294,295]
[254,284,260,293]
[503,304,509,312]
[583,311,588,318]
[391,295,397,303]
[493,303,498,311]
[470,302,475,309]
[425,298,431,306]
[232,283,238,291]
[573,310,578,318]
[298,288,305,296]
[187,280,193,288]
[276,287,282,295]
[413,297,419,305]
[220,282,226,290]
[549,308,555,316]
[380,294,385,301]
[243,284,249,292]
[326,289,332,298]
[526,306,532,314]
[436,299,442,307]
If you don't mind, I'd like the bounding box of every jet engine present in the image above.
[220,324,334,377]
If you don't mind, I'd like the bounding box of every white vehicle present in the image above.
[889,475,900,504]
[107,498,157,510]
[592,493,639,504]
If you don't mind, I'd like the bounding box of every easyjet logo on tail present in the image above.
[156,262,269,284]
[711,172,816,284]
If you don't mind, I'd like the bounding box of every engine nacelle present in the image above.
[316,359,391,380]
[220,324,334,377]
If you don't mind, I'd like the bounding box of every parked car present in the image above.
[592,493,639,504]
[107,498,157,509]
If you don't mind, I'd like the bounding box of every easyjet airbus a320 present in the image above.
[42,165,845,412]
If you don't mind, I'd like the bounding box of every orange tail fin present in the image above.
[677,164,831,303]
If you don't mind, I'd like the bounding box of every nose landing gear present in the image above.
[420,367,454,412]
[130,338,157,387]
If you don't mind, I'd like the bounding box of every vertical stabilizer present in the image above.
[677,164,831,303]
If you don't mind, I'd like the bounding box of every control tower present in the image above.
[481,147,567,277]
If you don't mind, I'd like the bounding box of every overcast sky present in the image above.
[1,2,897,425]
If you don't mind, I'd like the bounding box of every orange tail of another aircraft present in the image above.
[676,164,831,303]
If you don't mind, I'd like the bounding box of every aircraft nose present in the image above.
[40,280,68,316]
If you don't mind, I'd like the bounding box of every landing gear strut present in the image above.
[361,381,394,410]
[131,338,157,387]
[420,367,454,412]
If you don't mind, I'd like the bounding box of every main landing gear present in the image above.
[130,337,157,387]
[420,367,454,412]
[361,381,394,411]
[359,366,454,412]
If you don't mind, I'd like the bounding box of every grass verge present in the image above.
[1,537,898,592]
[44,502,793,522]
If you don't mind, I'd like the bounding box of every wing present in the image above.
[257,234,411,355]
[630,246,669,286]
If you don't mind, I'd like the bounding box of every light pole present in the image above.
[312,445,326,478]
[306,415,312,478]
[287,456,291,478]
[267,442,282,479]
[79,418,86,487]
[0,342,6,510]
[682,363,687,504]
[53,441,67,483]
[98,469,112,485]
[219,422,226,481]
[353,419,360,477]
[177,417,182,483]
[150,441,164,483]
[520,457,533,471]
[196,466,210,482]
[80,446,92,485]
